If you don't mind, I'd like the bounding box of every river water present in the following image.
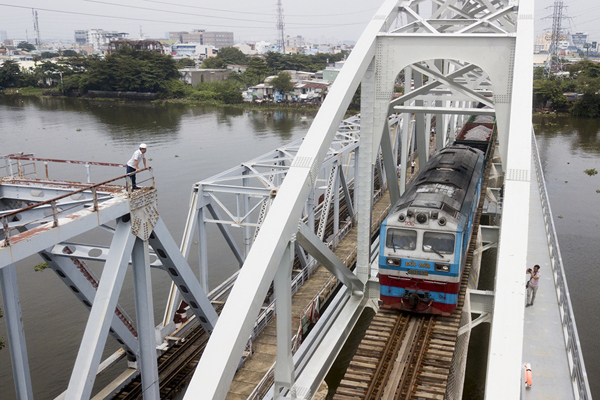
[0,96,315,399]
[0,98,597,399]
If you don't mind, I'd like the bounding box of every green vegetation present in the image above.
[270,72,294,93]
[17,42,36,52]
[534,60,600,117]
[584,168,598,176]
[34,262,50,272]
[1,47,349,107]
[200,47,347,86]
[177,58,196,68]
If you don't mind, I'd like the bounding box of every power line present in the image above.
[82,0,363,27]
[0,3,366,30]
[0,3,263,29]
[139,0,377,18]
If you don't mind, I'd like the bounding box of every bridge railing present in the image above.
[532,131,592,400]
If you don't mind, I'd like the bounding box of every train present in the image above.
[378,117,494,316]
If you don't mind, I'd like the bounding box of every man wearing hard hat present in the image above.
[126,143,147,190]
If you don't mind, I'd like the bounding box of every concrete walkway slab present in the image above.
[522,160,574,400]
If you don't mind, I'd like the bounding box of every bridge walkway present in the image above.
[225,188,396,400]
[522,160,574,399]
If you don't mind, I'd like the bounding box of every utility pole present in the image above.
[549,0,565,71]
[276,0,285,54]
[32,9,41,49]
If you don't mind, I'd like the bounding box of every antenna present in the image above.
[139,25,144,40]
[276,0,285,54]
[32,9,41,48]
[549,0,566,70]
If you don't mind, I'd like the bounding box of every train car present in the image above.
[379,145,485,315]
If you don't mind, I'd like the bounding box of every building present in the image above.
[201,31,234,48]
[169,30,234,48]
[570,32,588,50]
[535,32,569,53]
[323,61,345,82]
[285,35,305,53]
[170,44,218,60]
[87,29,129,52]
[179,68,231,87]
[234,43,258,55]
[0,30,7,43]
[74,30,87,45]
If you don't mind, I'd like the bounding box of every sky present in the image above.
[0,0,598,45]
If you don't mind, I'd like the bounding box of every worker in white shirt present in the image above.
[126,143,147,189]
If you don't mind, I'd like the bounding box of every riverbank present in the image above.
[0,87,324,114]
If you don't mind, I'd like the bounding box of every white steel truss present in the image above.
[0,162,218,400]
[183,0,537,399]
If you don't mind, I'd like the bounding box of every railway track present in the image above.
[334,139,496,400]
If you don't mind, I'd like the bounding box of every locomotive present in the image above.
[379,120,493,316]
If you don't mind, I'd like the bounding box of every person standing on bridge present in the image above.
[526,265,540,307]
[126,143,147,190]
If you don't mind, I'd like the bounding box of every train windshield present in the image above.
[386,228,417,251]
[423,232,455,254]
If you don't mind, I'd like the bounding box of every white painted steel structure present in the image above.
[183,0,587,400]
[0,0,593,398]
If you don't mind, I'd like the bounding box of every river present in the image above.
[0,98,597,399]
[0,96,315,399]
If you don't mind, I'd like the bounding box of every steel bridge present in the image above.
[0,0,592,399]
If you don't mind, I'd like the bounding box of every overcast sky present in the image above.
[0,0,598,44]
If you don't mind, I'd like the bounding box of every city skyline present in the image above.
[0,0,598,45]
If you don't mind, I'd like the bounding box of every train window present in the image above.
[423,232,455,254]
[386,229,417,251]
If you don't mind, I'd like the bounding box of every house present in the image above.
[322,60,346,82]
[227,64,248,73]
[234,43,258,55]
[246,83,274,101]
[293,81,330,102]
[179,68,231,87]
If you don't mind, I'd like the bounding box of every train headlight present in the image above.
[435,263,450,272]
[439,217,447,226]
[398,214,405,222]
[387,258,401,266]
[416,213,428,224]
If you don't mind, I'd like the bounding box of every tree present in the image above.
[533,67,546,80]
[62,50,78,57]
[201,57,226,69]
[243,58,271,86]
[17,42,35,51]
[0,60,22,87]
[214,47,248,66]
[177,58,196,68]
[201,47,248,69]
[270,71,294,93]
[81,47,180,93]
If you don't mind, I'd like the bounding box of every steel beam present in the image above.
[40,250,139,356]
[393,105,495,115]
[206,203,244,268]
[0,196,130,268]
[131,238,159,400]
[0,263,34,400]
[182,2,400,398]
[296,223,363,293]
[149,218,218,333]
[485,0,535,397]
[379,124,400,207]
[65,218,136,400]
[274,242,294,398]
